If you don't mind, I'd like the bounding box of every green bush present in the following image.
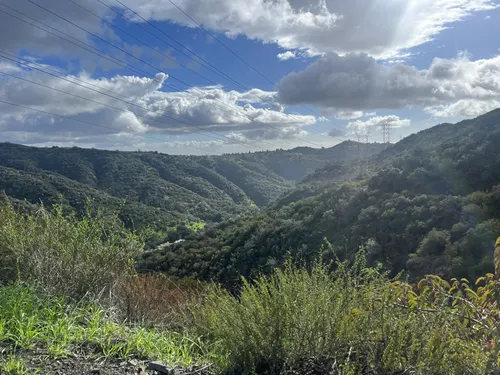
[197,254,497,375]
[0,199,142,300]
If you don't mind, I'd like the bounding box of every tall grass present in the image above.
[0,199,142,300]
[197,254,497,375]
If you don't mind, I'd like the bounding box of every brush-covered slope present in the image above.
[0,141,385,229]
[139,108,500,285]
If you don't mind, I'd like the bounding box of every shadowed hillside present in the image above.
[0,141,385,230]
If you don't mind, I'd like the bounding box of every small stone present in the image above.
[90,369,100,375]
[128,359,139,367]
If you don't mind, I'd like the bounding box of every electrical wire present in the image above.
[111,0,348,138]
[166,0,329,129]
[0,68,261,149]
[26,0,326,146]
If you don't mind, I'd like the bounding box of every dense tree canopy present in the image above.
[0,141,384,233]
[138,109,500,286]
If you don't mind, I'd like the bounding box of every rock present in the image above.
[90,369,100,375]
[128,359,139,367]
[147,361,171,374]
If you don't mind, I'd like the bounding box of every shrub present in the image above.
[197,254,498,375]
[0,199,142,300]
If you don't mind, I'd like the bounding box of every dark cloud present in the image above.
[327,128,346,137]
[276,53,500,115]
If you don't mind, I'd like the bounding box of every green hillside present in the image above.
[0,141,385,231]
[139,108,500,286]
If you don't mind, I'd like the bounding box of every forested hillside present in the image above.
[0,141,384,231]
[139,109,500,285]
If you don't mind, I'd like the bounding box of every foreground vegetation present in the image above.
[199,256,500,374]
[0,285,217,367]
[2,200,500,374]
[0,200,221,374]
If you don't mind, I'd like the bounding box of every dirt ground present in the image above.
[1,347,212,375]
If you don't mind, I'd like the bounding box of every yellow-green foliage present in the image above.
[185,221,206,232]
[197,254,500,375]
[0,200,142,299]
[0,284,218,370]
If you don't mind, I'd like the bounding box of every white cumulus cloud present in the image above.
[121,0,497,59]
[277,51,297,61]
[0,63,317,147]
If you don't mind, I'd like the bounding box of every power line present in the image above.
[0,68,260,149]
[0,3,303,148]
[66,0,218,86]
[1,50,138,102]
[69,0,336,147]
[0,52,277,149]
[166,0,327,126]
[103,0,306,115]
[0,4,200,96]
[25,0,188,87]
[0,99,194,145]
[72,0,285,114]
[25,0,325,147]
[0,6,273,149]
[0,4,161,81]
[107,0,349,141]
[1,1,344,149]
[101,0,244,90]
[167,0,280,90]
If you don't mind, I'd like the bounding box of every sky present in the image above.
[0,0,499,155]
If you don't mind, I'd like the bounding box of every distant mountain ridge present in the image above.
[0,141,386,229]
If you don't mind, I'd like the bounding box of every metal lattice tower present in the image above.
[382,122,392,143]
[364,128,372,144]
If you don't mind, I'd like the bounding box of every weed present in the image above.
[0,284,217,367]
[0,355,35,375]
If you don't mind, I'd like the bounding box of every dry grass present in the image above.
[115,273,206,328]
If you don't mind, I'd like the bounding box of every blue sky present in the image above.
[0,0,499,154]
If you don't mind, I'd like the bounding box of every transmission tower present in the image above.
[352,125,371,177]
[364,128,372,144]
[382,122,391,143]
